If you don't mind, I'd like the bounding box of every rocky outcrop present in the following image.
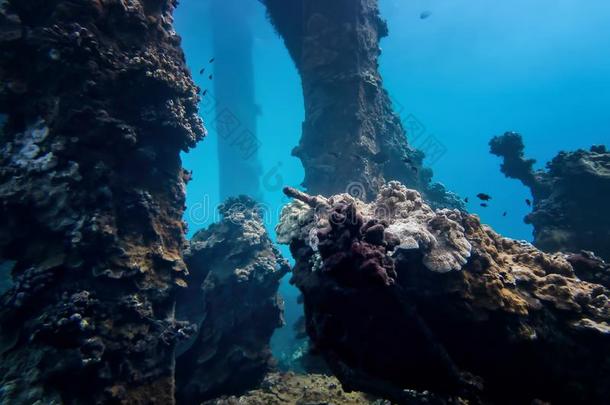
[176,196,289,403]
[0,0,204,403]
[202,372,383,405]
[261,0,462,210]
[490,132,610,261]
[278,182,610,404]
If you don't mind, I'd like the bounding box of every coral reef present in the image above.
[0,0,204,403]
[261,0,462,209]
[202,372,384,405]
[490,132,610,261]
[175,196,290,403]
[278,182,610,404]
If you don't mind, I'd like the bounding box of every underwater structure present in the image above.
[490,132,610,261]
[261,0,462,209]
[176,196,289,403]
[210,0,262,199]
[278,182,610,404]
[0,0,608,404]
[0,0,203,403]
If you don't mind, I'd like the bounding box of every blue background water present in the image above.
[175,0,610,362]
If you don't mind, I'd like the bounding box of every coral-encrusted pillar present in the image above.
[0,0,204,403]
[262,0,462,209]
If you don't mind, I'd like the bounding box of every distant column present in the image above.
[211,0,262,200]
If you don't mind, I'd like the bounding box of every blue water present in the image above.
[175,0,610,363]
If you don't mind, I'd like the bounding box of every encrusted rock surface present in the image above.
[261,0,462,210]
[176,196,290,403]
[0,0,204,403]
[202,372,384,405]
[278,182,610,404]
[491,132,610,261]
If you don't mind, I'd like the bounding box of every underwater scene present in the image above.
[0,0,609,404]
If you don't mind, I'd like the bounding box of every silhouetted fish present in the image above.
[480,203,488,208]
[209,74,213,80]
[209,57,215,63]
[477,193,492,201]
[202,89,208,96]
[420,11,432,19]
[503,211,507,217]
[526,199,532,207]
[464,197,469,203]
[199,67,205,75]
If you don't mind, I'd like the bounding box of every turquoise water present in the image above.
[175,0,610,362]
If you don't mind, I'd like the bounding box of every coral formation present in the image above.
[176,196,289,403]
[0,0,204,403]
[490,132,610,261]
[278,182,610,404]
[261,0,462,209]
[202,372,384,405]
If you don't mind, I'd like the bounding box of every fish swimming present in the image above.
[420,11,432,19]
[480,203,488,208]
[209,57,215,63]
[526,199,532,207]
[477,193,492,201]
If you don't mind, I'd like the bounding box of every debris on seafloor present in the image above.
[202,372,389,405]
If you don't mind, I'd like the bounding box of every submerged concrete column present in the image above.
[0,0,204,403]
[262,0,462,209]
[210,0,262,200]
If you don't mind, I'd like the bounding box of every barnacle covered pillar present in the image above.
[0,0,204,403]
[490,132,610,261]
[261,0,462,209]
[175,197,289,403]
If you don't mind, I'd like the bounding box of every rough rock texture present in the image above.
[176,196,290,403]
[261,0,462,209]
[278,182,610,404]
[0,0,204,403]
[202,372,384,405]
[490,132,610,261]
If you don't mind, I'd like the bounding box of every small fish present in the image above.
[477,193,492,201]
[526,199,532,207]
[202,89,208,96]
[480,203,488,208]
[420,11,432,19]
[502,211,507,217]
[209,74,213,80]
[199,67,205,75]
[464,197,469,203]
[209,57,215,63]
